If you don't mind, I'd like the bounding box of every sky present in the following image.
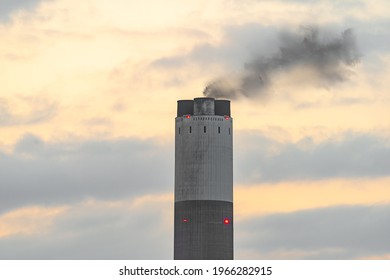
[0,0,389,259]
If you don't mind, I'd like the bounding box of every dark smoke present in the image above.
[203,27,360,99]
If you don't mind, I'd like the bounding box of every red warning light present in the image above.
[223,218,230,225]
[182,218,189,223]
[224,115,230,120]
[185,115,191,119]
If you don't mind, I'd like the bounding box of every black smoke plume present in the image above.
[203,27,360,99]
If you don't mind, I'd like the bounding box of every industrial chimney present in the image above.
[174,97,233,260]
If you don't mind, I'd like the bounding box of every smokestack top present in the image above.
[194,97,214,115]
[177,97,231,117]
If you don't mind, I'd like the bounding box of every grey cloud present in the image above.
[234,132,390,184]
[153,42,248,69]
[2,131,389,216]
[236,203,390,259]
[351,19,390,55]
[1,131,390,259]
[152,23,278,71]
[0,0,48,21]
[2,199,389,259]
[14,133,45,153]
[0,199,173,259]
[0,134,173,214]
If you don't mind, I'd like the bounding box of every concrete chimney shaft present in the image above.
[174,97,233,260]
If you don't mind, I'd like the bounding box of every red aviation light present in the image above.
[224,115,230,120]
[223,218,231,225]
[182,218,189,223]
[184,115,191,119]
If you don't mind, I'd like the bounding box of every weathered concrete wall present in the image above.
[175,115,233,202]
[174,97,233,260]
[174,200,233,260]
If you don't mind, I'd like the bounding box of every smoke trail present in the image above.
[203,27,360,99]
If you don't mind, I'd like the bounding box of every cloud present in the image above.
[0,96,57,126]
[152,19,389,99]
[152,23,279,71]
[236,203,390,259]
[0,0,48,21]
[0,197,173,259]
[354,19,390,54]
[3,197,389,259]
[0,205,66,238]
[204,27,360,99]
[0,134,173,214]
[2,131,389,216]
[235,132,390,184]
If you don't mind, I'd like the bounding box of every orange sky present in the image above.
[0,0,389,259]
